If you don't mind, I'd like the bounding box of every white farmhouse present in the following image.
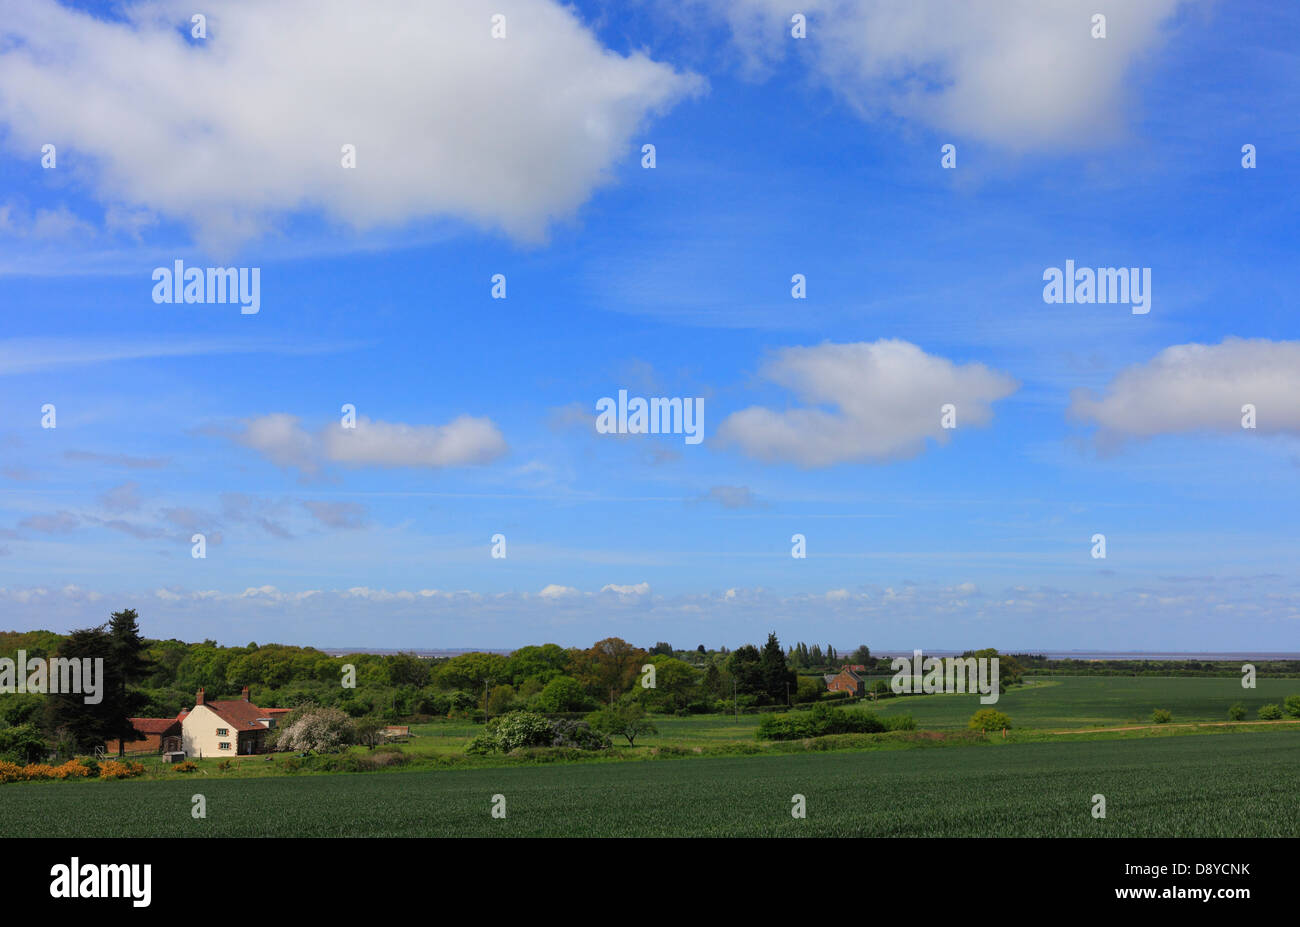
[180,687,292,757]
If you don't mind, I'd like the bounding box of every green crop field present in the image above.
[864,675,1299,730]
[4,730,1297,837]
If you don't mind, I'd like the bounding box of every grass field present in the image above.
[861,675,1298,730]
[4,730,1296,837]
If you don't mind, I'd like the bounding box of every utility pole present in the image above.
[484,679,490,724]
[733,679,738,722]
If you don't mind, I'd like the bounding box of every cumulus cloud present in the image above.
[231,413,507,474]
[719,340,1017,467]
[1069,338,1300,438]
[538,584,580,599]
[601,582,651,597]
[703,0,1187,149]
[0,0,702,251]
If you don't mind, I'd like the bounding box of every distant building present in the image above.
[826,665,866,697]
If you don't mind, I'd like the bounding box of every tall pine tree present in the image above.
[107,609,152,756]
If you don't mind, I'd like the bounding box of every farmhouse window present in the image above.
[219,742,231,750]
[217,728,229,735]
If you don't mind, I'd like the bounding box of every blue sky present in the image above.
[1,0,1297,651]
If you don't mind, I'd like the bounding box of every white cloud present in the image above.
[323,417,508,468]
[233,413,508,473]
[539,583,579,599]
[719,340,1017,467]
[1069,338,1300,437]
[704,0,1188,149]
[601,582,651,597]
[0,0,703,251]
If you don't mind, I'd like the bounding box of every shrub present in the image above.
[98,760,144,779]
[0,723,49,765]
[587,704,658,746]
[1150,708,1173,724]
[275,706,355,753]
[1258,704,1284,720]
[171,760,198,773]
[1228,702,1247,721]
[467,711,555,754]
[1284,695,1300,719]
[549,718,610,750]
[756,704,886,741]
[968,708,1012,732]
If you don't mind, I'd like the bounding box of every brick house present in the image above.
[104,686,290,758]
[826,664,867,697]
[104,717,183,755]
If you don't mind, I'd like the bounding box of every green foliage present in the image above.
[587,703,657,746]
[633,656,699,713]
[504,644,571,686]
[1258,703,1284,720]
[794,675,824,703]
[1150,708,1173,724]
[968,708,1012,731]
[1228,702,1247,721]
[532,676,590,713]
[1284,695,1300,718]
[470,711,556,753]
[435,652,509,692]
[756,703,891,740]
[0,723,48,764]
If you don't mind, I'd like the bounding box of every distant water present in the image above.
[322,647,1299,660]
[874,650,1300,661]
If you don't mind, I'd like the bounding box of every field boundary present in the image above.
[1048,718,1300,735]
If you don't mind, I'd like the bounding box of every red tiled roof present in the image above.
[202,699,281,731]
[129,717,182,735]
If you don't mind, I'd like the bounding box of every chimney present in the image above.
[241,685,250,702]
[196,687,205,706]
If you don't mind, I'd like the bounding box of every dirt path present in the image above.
[1048,718,1300,735]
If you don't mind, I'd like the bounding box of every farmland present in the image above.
[2,730,1296,837]
[862,674,1300,731]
